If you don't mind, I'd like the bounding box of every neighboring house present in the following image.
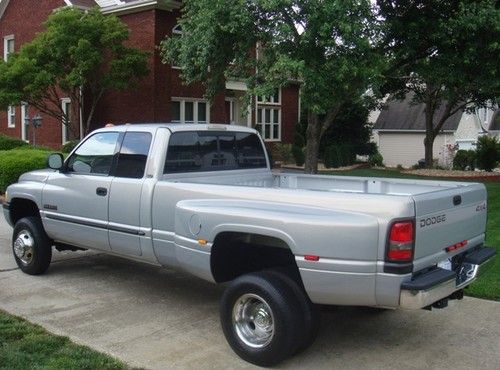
[0,0,300,148]
[371,93,498,168]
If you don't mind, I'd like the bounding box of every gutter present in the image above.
[101,0,181,15]
[373,129,455,134]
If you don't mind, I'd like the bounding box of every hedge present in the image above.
[0,149,50,193]
[476,135,500,172]
[453,150,476,171]
[0,134,28,151]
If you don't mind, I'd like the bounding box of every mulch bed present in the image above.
[403,169,500,182]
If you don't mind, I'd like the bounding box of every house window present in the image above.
[256,107,280,141]
[171,25,182,69]
[171,98,209,124]
[61,98,71,144]
[7,106,15,128]
[257,90,281,105]
[3,35,14,61]
[21,104,28,141]
[256,88,281,141]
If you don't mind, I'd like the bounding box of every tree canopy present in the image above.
[161,0,384,173]
[378,0,500,167]
[0,7,149,136]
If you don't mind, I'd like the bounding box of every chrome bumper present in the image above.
[400,246,496,309]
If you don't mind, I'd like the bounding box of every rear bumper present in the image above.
[399,246,496,309]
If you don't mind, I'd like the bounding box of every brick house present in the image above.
[0,0,300,149]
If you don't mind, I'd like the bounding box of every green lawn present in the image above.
[328,168,500,301]
[0,310,129,370]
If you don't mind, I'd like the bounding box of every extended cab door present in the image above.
[108,131,153,256]
[42,131,121,251]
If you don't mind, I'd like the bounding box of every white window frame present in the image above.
[21,103,28,141]
[171,98,210,124]
[3,35,14,61]
[225,98,235,124]
[171,25,183,70]
[61,98,71,144]
[257,89,281,105]
[7,105,15,128]
[255,88,282,141]
[255,106,281,142]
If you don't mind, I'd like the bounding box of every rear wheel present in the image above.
[266,268,320,353]
[220,271,305,366]
[12,217,52,275]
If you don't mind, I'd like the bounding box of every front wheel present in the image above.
[12,217,52,275]
[220,271,304,367]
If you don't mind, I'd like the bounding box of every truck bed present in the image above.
[168,170,471,196]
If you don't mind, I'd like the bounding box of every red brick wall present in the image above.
[93,9,230,127]
[281,85,300,144]
[0,0,66,148]
[91,10,157,129]
[1,3,300,148]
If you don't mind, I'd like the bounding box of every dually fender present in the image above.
[173,199,380,287]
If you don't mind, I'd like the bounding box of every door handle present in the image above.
[96,187,108,196]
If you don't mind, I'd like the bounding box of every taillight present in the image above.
[387,220,415,262]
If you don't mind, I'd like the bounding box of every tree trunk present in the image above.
[304,111,321,174]
[424,101,435,168]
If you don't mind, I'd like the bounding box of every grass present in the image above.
[328,167,500,301]
[0,310,129,370]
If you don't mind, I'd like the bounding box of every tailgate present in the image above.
[412,183,487,263]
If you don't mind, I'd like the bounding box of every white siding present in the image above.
[454,112,482,150]
[377,132,455,168]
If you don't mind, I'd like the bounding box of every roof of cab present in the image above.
[92,123,257,134]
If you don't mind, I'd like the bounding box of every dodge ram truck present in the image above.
[3,124,496,366]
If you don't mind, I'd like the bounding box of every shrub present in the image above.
[323,145,356,168]
[355,142,378,156]
[0,149,50,193]
[476,135,500,172]
[0,134,28,151]
[292,145,305,166]
[61,140,80,153]
[369,151,384,167]
[293,131,305,148]
[453,150,476,171]
[270,143,293,164]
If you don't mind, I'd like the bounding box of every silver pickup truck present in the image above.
[3,124,496,366]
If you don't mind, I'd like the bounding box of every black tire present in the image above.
[266,269,320,354]
[12,217,52,275]
[220,271,304,367]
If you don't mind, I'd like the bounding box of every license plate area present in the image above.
[437,251,479,288]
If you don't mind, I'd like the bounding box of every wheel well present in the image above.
[211,232,300,283]
[10,198,40,224]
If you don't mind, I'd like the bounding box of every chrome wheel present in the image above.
[233,293,275,348]
[13,230,35,265]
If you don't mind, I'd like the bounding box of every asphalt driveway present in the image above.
[0,216,499,369]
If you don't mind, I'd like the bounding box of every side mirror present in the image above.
[47,153,64,170]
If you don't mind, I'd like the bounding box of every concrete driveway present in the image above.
[0,216,499,369]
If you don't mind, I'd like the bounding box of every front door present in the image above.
[42,131,121,251]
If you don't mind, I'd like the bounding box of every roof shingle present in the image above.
[374,93,463,131]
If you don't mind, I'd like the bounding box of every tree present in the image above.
[321,98,375,155]
[161,0,384,173]
[378,0,500,168]
[0,7,149,136]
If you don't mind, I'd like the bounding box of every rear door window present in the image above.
[114,132,152,179]
[164,131,267,173]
